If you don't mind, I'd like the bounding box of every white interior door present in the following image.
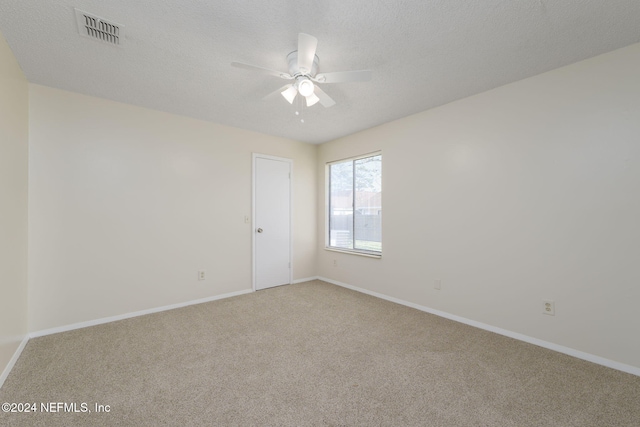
[253,154,292,290]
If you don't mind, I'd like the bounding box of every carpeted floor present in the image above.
[1,280,639,426]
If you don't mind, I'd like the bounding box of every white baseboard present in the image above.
[0,335,29,390]
[30,289,253,339]
[318,276,640,377]
[292,276,319,284]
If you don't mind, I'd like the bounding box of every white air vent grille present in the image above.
[75,9,125,46]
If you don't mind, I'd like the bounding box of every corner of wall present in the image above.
[0,29,30,388]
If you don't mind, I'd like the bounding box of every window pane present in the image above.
[354,155,382,252]
[329,160,353,249]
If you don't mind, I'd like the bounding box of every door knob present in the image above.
[257,228,263,233]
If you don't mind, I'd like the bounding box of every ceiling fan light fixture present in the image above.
[281,85,297,104]
[306,93,320,107]
[297,79,314,97]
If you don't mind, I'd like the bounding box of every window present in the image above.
[328,153,382,255]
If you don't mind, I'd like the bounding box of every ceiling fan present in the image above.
[232,33,372,108]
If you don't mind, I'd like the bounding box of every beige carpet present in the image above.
[1,280,639,426]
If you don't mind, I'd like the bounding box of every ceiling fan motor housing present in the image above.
[287,51,319,77]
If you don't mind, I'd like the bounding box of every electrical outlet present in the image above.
[198,270,206,281]
[543,300,555,316]
[333,259,337,267]
[434,279,441,290]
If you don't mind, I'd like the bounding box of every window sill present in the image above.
[324,247,382,259]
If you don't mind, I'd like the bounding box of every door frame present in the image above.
[252,153,293,291]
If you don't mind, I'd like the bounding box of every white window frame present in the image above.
[325,151,382,258]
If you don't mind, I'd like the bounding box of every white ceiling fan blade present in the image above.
[305,93,320,107]
[231,62,292,79]
[314,70,372,83]
[281,85,298,104]
[297,33,318,74]
[314,86,336,108]
[262,84,294,101]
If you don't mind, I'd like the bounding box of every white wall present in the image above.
[28,85,316,332]
[317,43,640,369]
[0,32,29,378]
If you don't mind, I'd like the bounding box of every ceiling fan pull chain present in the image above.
[298,94,305,124]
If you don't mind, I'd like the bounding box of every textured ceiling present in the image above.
[1,0,639,144]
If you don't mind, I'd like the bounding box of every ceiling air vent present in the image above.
[75,9,125,46]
